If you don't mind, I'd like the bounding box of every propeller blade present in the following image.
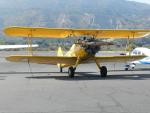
[75,42,114,46]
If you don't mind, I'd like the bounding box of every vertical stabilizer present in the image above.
[57,47,64,71]
[57,47,64,56]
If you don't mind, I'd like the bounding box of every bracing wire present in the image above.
[27,59,34,77]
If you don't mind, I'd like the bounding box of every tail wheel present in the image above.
[68,67,75,78]
[100,66,107,77]
[60,67,63,72]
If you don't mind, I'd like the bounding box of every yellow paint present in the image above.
[4,26,150,38]
[6,43,146,66]
[65,44,88,58]
[57,46,65,68]
[4,26,147,68]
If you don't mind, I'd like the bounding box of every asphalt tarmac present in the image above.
[0,51,150,113]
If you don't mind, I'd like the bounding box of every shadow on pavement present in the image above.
[110,68,150,72]
[25,72,150,81]
[0,72,58,74]
[0,71,150,81]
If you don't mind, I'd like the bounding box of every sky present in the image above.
[130,0,150,4]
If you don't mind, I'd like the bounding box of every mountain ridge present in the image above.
[0,0,150,45]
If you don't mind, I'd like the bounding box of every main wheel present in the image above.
[68,67,75,78]
[130,63,136,70]
[100,66,107,77]
[124,64,129,71]
[125,67,129,71]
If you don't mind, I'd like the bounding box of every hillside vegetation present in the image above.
[0,0,150,50]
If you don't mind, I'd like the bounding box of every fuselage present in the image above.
[65,44,100,60]
[129,47,150,56]
[130,47,150,64]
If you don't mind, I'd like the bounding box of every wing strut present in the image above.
[27,29,33,55]
[126,32,136,55]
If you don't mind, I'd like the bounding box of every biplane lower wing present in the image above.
[95,55,145,63]
[6,55,77,65]
[6,55,145,65]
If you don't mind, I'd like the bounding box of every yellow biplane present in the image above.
[4,27,150,78]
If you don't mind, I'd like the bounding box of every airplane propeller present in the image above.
[76,41,114,47]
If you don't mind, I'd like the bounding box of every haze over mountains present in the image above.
[130,0,150,4]
[0,0,150,44]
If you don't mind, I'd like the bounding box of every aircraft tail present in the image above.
[57,47,64,69]
[57,47,64,56]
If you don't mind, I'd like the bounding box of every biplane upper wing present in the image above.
[4,27,150,38]
[95,55,145,63]
[6,55,77,65]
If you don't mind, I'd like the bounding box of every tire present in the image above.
[100,66,107,77]
[68,67,75,78]
[131,67,135,70]
[60,67,63,72]
[124,64,129,71]
[125,68,128,71]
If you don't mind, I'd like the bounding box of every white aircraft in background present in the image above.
[125,47,150,70]
[0,44,38,50]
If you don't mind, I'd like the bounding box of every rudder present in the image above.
[57,47,64,71]
[57,47,64,56]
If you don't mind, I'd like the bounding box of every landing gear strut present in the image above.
[94,59,108,77]
[100,66,107,77]
[124,63,135,71]
[68,57,80,78]
[68,67,76,78]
